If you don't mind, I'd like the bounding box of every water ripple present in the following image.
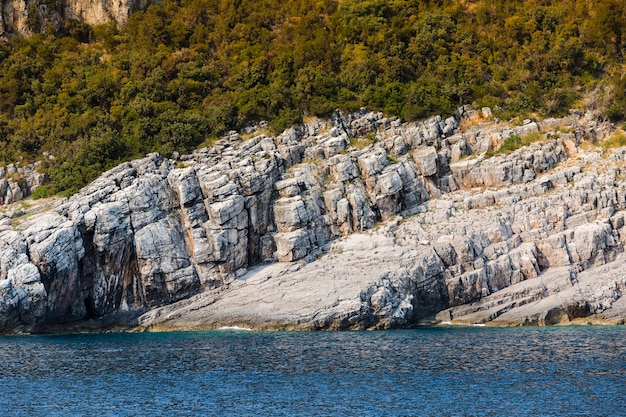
[0,326,624,416]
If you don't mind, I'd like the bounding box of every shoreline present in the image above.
[2,109,626,334]
[6,314,623,336]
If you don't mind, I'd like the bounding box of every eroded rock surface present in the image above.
[0,0,149,38]
[1,108,626,332]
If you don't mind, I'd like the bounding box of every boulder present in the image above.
[412,147,438,176]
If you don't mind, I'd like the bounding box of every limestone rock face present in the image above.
[412,147,438,176]
[2,107,626,332]
[0,162,47,205]
[0,0,149,38]
[0,230,46,330]
[64,0,148,27]
[23,213,85,322]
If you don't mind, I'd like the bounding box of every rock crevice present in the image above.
[1,108,626,332]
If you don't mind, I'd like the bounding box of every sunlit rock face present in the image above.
[1,107,626,332]
[0,0,149,38]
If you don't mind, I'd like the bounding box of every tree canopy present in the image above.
[0,0,625,196]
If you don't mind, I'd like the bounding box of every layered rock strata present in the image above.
[1,107,625,332]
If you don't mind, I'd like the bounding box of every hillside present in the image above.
[0,0,625,199]
[2,107,626,333]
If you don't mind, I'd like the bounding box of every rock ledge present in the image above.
[1,108,625,332]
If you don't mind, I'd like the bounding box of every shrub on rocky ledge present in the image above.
[599,130,626,151]
[486,131,544,157]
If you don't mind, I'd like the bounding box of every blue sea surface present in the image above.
[0,326,624,416]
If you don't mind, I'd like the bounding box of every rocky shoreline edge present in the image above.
[2,107,626,333]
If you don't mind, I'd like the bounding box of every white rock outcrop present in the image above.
[1,108,626,332]
[0,0,149,38]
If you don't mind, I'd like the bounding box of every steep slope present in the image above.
[2,0,625,202]
[1,107,625,333]
[140,129,626,330]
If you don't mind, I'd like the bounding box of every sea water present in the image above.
[0,326,624,416]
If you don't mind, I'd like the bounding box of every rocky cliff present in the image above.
[0,0,148,37]
[1,107,626,333]
[0,161,47,206]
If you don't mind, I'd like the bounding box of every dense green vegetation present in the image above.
[0,0,625,196]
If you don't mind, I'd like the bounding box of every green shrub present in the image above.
[386,154,398,164]
[486,131,545,157]
[31,184,52,199]
[599,131,626,150]
[350,132,376,150]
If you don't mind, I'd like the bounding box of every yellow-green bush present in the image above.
[486,131,545,157]
[599,131,626,150]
